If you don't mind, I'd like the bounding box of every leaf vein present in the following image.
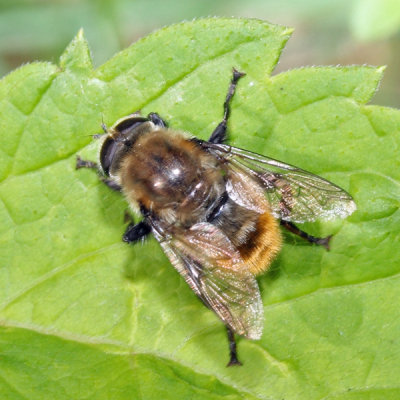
[0,243,123,312]
[9,72,59,175]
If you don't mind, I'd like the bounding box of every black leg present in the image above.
[100,178,122,192]
[123,221,152,244]
[226,326,242,367]
[100,118,108,133]
[280,220,332,251]
[76,155,97,170]
[148,112,168,127]
[208,68,246,144]
[76,156,122,192]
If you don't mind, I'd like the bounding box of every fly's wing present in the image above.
[151,221,264,339]
[205,143,356,223]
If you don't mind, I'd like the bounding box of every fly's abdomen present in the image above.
[210,197,282,275]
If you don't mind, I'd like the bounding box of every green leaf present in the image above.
[1,18,399,399]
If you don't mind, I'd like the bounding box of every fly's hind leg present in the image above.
[76,155,122,192]
[208,68,246,144]
[280,220,332,251]
[226,326,242,367]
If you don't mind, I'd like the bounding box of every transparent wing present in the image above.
[151,221,264,339]
[205,142,356,223]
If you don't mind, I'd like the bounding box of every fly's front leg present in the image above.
[76,155,151,243]
[280,220,332,251]
[76,155,122,192]
[123,220,152,244]
[148,112,168,128]
[76,156,97,170]
[208,68,246,144]
[226,326,242,367]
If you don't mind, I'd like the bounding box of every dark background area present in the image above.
[1,0,399,107]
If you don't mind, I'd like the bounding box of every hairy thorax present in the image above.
[119,130,226,226]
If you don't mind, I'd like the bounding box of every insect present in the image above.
[76,69,356,366]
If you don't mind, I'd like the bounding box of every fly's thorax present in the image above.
[118,130,226,226]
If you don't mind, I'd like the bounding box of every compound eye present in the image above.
[114,116,148,135]
[100,116,149,176]
[100,137,118,176]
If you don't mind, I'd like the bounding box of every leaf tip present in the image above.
[59,29,93,73]
[377,65,387,75]
[77,28,85,40]
[281,27,295,37]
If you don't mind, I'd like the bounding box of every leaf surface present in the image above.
[1,18,399,400]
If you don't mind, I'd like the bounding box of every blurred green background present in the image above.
[0,0,399,107]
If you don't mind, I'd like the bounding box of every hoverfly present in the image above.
[76,69,356,366]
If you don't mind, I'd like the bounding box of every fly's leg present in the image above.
[208,68,246,144]
[76,155,122,192]
[226,326,242,367]
[76,155,151,243]
[123,220,152,244]
[148,112,168,128]
[76,156,97,170]
[280,220,332,251]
